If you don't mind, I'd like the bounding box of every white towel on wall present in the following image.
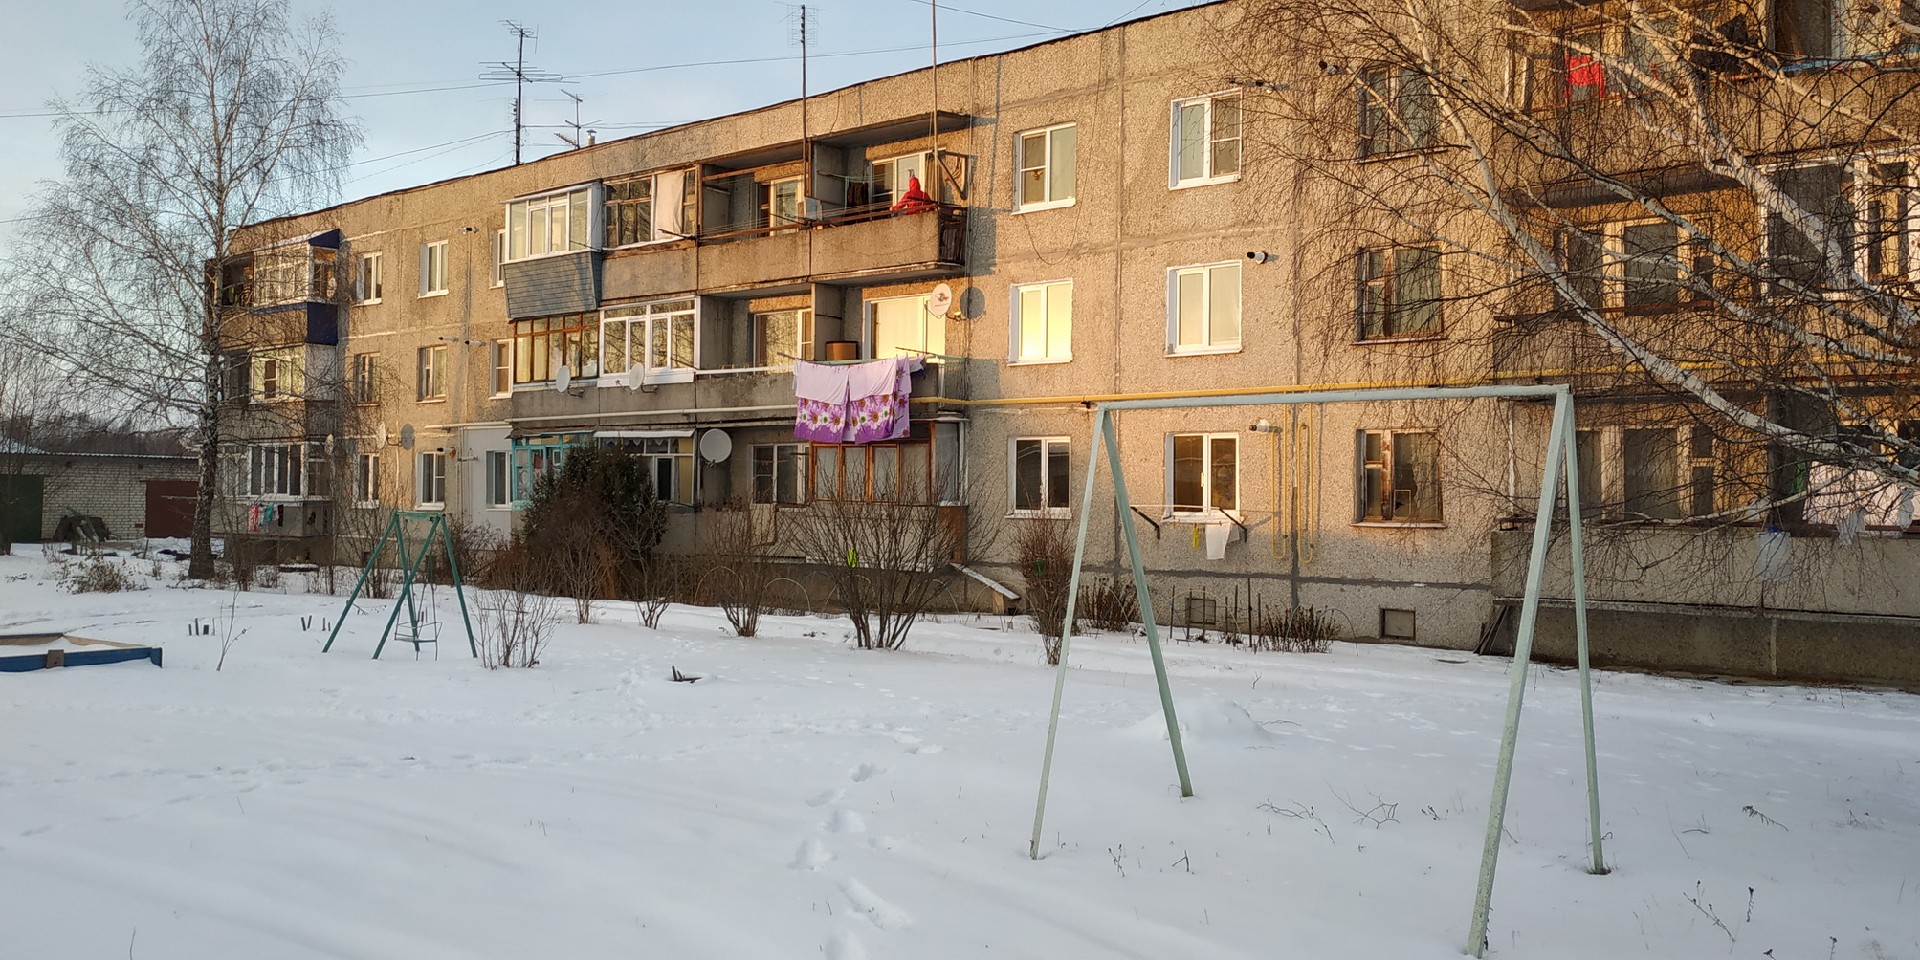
[1204,522,1230,560]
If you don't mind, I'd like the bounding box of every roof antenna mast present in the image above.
[481,21,561,165]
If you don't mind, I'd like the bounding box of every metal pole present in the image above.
[1466,391,1570,957]
[1030,406,1111,859]
[372,520,427,661]
[1102,411,1193,798]
[1561,409,1607,875]
[438,514,480,658]
[322,512,398,653]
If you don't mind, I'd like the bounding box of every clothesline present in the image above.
[778,347,966,366]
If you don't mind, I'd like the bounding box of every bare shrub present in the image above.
[252,564,281,590]
[475,563,559,669]
[788,497,973,651]
[441,512,503,587]
[521,445,668,624]
[1247,605,1342,654]
[633,558,681,630]
[228,545,258,593]
[1012,519,1076,664]
[63,556,142,594]
[1076,576,1141,634]
[699,504,779,638]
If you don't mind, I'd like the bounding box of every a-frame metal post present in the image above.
[1561,408,1607,877]
[436,513,480,658]
[322,512,401,653]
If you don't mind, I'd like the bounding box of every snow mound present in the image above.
[1124,696,1275,746]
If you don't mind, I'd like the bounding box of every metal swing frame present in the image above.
[322,510,479,660]
[1026,383,1606,957]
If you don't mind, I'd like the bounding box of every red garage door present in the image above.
[144,480,198,539]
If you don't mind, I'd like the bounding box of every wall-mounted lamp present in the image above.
[460,226,480,234]
[1247,250,1277,265]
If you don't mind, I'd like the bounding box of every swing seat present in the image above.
[396,621,441,646]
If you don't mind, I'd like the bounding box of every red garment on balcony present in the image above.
[1564,54,1605,98]
[890,174,937,214]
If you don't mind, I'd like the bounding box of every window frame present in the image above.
[484,449,511,509]
[866,294,944,361]
[244,441,311,499]
[511,313,601,387]
[1169,91,1243,188]
[417,451,448,508]
[1356,245,1443,342]
[492,229,507,287]
[355,251,383,304]
[491,339,512,396]
[417,344,447,402]
[1166,432,1239,517]
[353,451,381,508]
[1008,436,1071,518]
[808,421,962,505]
[251,346,302,403]
[1014,122,1078,212]
[1008,279,1073,364]
[752,442,808,505]
[1355,429,1445,525]
[419,240,448,297]
[503,184,597,263]
[600,298,696,385]
[350,352,379,405]
[751,308,812,369]
[1166,261,1244,355]
[1358,67,1439,159]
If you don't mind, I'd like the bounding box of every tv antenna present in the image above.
[553,89,597,150]
[480,21,561,165]
[786,5,817,216]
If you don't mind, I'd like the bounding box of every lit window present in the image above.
[1010,281,1072,362]
[1016,124,1077,210]
[1168,262,1242,353]
[504,186,594,261]
[512,314,600,386]
[869,295,943,360]
[1171,93,1242,186]
[251,347,302,402]
[492,340,512,395]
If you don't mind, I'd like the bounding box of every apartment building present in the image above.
[214,0,1920,685]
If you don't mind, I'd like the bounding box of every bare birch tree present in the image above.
[3,0,357,577]
[1223,0,1920,522]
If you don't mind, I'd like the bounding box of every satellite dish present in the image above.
[323,433,336,455]
[399,424,415,450]
[928,282,954,318]
[626,363,645,392]
[698,429,733,464]
[556,363,572,394]
[375,422,389,448]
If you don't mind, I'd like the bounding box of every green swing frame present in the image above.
[322,510,478,659]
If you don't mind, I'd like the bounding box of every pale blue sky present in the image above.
[0,0,1209,236]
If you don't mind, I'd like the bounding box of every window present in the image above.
[870,153,928,210]
[510,434,586,502]
[809,421,961,504]
[351,352,378,404]
[419,240,448,296]
[1171,93,1242,186]
[1688,424,1717,517]
[417,345,447,401]
[1622,428,1680,519]
[1862,161,1912,283]
[246,442,308,498]
[253,244,329,307]
[1618,221,1684,309]
[601,299,694,383]
[485,450,510,508]
[603,169,696,246]
[1359,68,1438,157]
[1556,227,1606,310]
[1358,246,1441,340]
[753,443,806,504]
[768,177,804,230]
[355,252,383,302]
[492,229,506,286]
[1170,433,1238,514]
[1015,123,1077,210]
[1011,437,1070,516]
[353,452,381,506]
[505,185,594,262]
[1769,163,1853,290]
[1774,0,1837,59]
[1010,281,1072,363]
[1574,429,1602,515]
[869,295,944,360]
[1561,27,1609,102]
[1168,262,1242,353]
[1358,430,1442,523]
[251,347,302,401]
[491,340,512,395]
[513,313,600,385]
[753,309,811,367]
[599,436,693,503]
[1622,19,1679,92]
[417,451,448,507]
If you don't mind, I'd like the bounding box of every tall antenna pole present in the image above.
[481,21,560,165]
[787,6,815,217]
[930,0,940,200]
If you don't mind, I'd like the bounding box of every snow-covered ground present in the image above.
[2,551,1916,960]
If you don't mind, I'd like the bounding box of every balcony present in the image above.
[602,204,965,302]
[216,229,343,346]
